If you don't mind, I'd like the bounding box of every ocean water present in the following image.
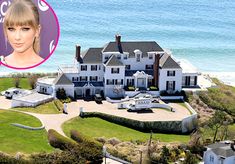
[1,0,235,80]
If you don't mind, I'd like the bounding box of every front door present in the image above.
[137,78,145,88]
[85,89,90,97]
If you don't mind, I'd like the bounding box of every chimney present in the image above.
[75,45,81,62]
[115,34,123,54]
[153,54,160,89]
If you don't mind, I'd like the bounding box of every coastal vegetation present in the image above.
[198,78,235,120]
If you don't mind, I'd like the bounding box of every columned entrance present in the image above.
[133,71,152,89]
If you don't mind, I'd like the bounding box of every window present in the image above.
[167,70,175,76]
[80,76,87,81]
[90,76,98,81]
[106,79,114,85]
[91,65,97,71]
[145,65,153,70]
[98,65,101,70]
[111,68,119,74]
[72,77,79,82]
[136,54,140,62]
[124,54,128,59]
[166,81,175,90]
[210,156,214,162]
[149,54,153,59]
[105,55,109,60]
[81,65,87,71]
[117,55,121,59]
[125,65,131,70]
[127,79,134,86]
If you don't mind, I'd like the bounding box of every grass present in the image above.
[0,110,53,155]
[15,101,61,114]
[0,77,31,92]
[63,117,190,143]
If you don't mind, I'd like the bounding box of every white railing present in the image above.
[58,65,79,73]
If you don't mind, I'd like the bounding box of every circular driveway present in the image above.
[0,96,12,109]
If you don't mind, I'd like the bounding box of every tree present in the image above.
[28,75,38,89]
[56,88,67,99]
[13,76,20,88]
[207,110,231,143]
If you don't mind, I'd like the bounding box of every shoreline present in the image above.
[0,71,234,87]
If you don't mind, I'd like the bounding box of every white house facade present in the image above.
[203,141,235,164]
[36,35,199,98]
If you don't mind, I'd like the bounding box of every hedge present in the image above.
[70,130,103,163]
[80,112,183,134]
[48,129,77,150]
[53,99,63,111]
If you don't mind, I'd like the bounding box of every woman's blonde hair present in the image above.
[3,0,40,54]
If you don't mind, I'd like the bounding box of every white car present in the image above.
[4,88,20,99]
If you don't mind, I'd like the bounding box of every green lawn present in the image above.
[15,101,61,114]
[63,117,190,143]
[0,77,31,92]
[0,110,53,155]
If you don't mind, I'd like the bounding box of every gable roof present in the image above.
[212,146,235,158]
[103,41,164,57]
[54,74,73,85]
[81,48,103,64]
[105,55,124,66]
[159,53,181,69]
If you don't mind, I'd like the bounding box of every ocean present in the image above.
[1,0,235,84]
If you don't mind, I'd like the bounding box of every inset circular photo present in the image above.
[0,0,59,69]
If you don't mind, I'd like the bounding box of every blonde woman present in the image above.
[2,0,43,68]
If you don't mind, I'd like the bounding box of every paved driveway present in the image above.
[0,96,12,109]
[77,100,191,121]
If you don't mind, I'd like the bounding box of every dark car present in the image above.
[94,94,102,103]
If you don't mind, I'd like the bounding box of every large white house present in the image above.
[36,35,199,98]
[203,141,235,164]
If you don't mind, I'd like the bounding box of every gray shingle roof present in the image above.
[103,41,164,57]
[160,54,181,69]
[81,48,103,64]
[54,74,73,85]
[105,55,124,66]
[212,146,235,158]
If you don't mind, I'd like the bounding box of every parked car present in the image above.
[94,94,102,103]
[4,88,20,99]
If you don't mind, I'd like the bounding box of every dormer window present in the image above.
[149,54,153,59]
[105,55,109,60]
[117,55,121,60]
[124,54,128,59]
[134,49,142,62]
[136,54,140,62]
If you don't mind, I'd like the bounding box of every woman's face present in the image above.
[6,25,40,54]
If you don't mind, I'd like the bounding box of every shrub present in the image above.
[107,137,121,146]
[127,86,135,91]
[48,129,77,150]
[53,99,63,111]
[28,75,38,89]
[56,88,67,100]
[0,152,27,164]
[70,130,103,163]
[149,86,158,91]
